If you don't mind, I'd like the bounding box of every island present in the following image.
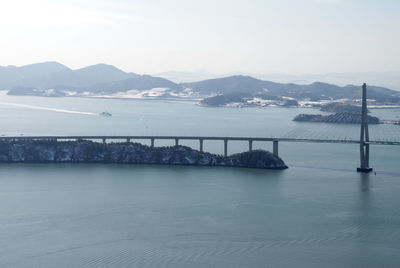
[293,112,380,124]
[0,140,288,170]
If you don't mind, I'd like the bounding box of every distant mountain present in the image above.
[0,62,70,89]
[4,62,184,98]
[253,72,400,92]
[3,62,400,106]
[182,76,275,95]
[2,63,139,90]
[159,70,400,91]
[184,75,400,105]
[87,75,183,94]
[69,64,139,87]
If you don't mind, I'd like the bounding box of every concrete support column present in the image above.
[365,143,370,167]
[273,140,279,157]
[175,138,179,146]
[249,140,253,151]
[127,138,130,143]
[358,83,373,173]
[224,139,228,157]
[102,138,106,144]
[151,138,155,148]
[199,139,204,152]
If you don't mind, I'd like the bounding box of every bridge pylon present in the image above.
[357,83,373,173]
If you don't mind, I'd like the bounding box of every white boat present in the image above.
[99,111,112,117]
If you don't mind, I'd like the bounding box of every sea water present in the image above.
[0,93,399,267]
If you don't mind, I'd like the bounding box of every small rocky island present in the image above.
[0,140,288,170]
[293,112,380,124]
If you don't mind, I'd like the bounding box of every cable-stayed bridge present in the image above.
[0,133,398,168]
[1,84,398,172]
[280,124,400,142]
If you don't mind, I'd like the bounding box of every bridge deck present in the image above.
[0,136,399,146]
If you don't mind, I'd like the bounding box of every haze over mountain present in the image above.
[0,62,139,90]
[156,70,400,91]
[0,62,69,89]
[2,62,400,106]
[183,76,400,104]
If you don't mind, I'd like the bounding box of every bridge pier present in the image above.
[249,140,253,151]
[357,83,373,173]
[224,139,228,157]
[175,138,179,146]
[102,138,106,144]
[273,140,279,157]
[199,139,203,152]
[127,138,130,143]
[151,138,155,148]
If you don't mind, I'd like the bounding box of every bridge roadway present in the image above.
[1,135,399,157]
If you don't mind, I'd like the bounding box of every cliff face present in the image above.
[0,141,288,170]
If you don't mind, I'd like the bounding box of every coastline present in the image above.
[0,140,288,170]
[2,90,400,109]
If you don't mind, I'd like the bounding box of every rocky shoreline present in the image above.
[0,140,288,170]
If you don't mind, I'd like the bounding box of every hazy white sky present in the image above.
[0,0,399,74]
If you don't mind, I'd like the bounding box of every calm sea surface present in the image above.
[0,93,400,267]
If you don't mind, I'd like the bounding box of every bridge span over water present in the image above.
[1,84,398,172]
[1,134,399,161]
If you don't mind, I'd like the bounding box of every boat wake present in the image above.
[0,102,97,116]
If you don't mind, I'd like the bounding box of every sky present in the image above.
[0,0,399,74]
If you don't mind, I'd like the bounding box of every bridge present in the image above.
[1,84,398,172]
[1,134,399,160]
